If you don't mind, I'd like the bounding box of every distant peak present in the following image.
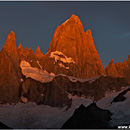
[35,46,41,53]
[111,59,114,63]
[3,31,17,55]
[10,31,15,35]
[62,14,81,26]
[70,14,78,19]
[35,46,43,59]
[128,55,130,59]
[25,47,28,50]
[7,31,15,39]
[37,46,41,50]
[123,59,126,63]
[69,14,81,23]
[18,43,23,48]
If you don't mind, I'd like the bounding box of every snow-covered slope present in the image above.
[0,97,93,129]
[97,87,130,127]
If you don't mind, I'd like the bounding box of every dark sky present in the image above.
[0,1,130,67]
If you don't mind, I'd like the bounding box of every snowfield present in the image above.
[97,87,130,127]
[0,86,130,128]
[0,97,93,129]
[20,60,55,83]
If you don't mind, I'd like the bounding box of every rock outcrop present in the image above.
[61,103,112,129]
[21,77,72,108]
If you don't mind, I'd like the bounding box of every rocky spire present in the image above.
[18,43,23,49]
[18,43,25,57]
[47,14,105,78]
[35,46,43,59]
[105,59,119,77]
[3,31,17,55]
[48,14,84,57]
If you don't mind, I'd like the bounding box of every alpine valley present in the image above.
[0,14,130,129]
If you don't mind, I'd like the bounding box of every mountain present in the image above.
[40,14,105,78]
[0,14,129,108]
[1,14,130,129]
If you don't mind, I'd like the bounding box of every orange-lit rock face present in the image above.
[35,46,44,59]
[105,56,130,83]
[105,59,119,77]
[3,31,17,55]
[48,14,85,62]
[18,44,40,68]
[48,14,105,78]
[0,31,23,103]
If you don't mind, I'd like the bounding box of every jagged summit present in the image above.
[47,14,105,78]
[48,14,90,57]
[70,14,78,19]
[35,46,41,53]
[111,59,114,63]
[62,14,81,26]
[3,31,17,55]
[19,43,23,47]
[35,46,43,59]
[18,43,23,48]
[68,14,82,23]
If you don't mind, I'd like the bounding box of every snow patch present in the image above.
[62,19,69,25]
[58,63,69,69]
[20,79,23,82]
[37,61,42,69]
[20,60,55,83]
[97,87,130,127]
[50,51,75,64]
